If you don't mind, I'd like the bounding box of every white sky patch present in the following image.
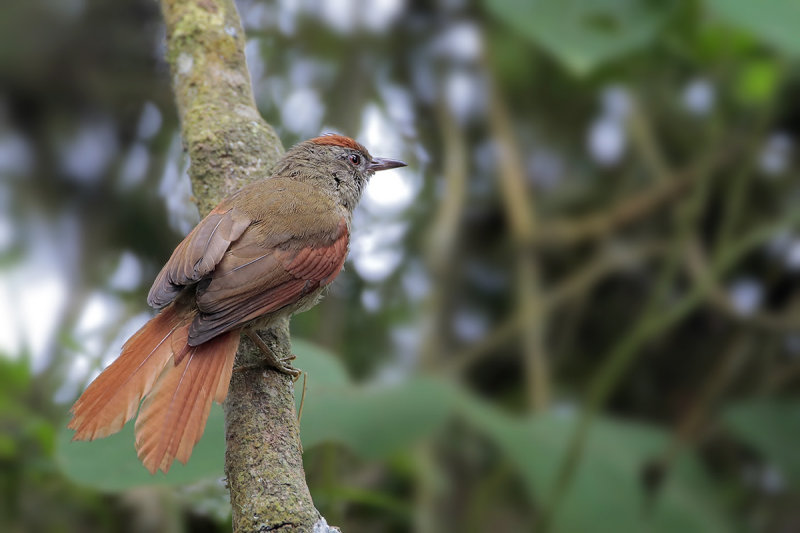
[360,103,404,159]
[587,85,631,167]
[374,322,423,383]
[136,101,162,140]
[0,211,14,250]
[60,118,118,184]
[76,292,123,337]
[445,69,482,123]
[364,170,415,213]
[360,288,382,312]
[353,248,403,283]
[401,260,431,302]
[108,250,143,292]
[359,103,417,214]
[601,85,631,119]
[288,57,326,88]
[160,133,199,235]
[361,0,404,32]
[411,53,437,104]
[0,213,80,370]
[245,38,265,85]
[318,0,357,33]
[312,0,403,34]
[785,239,800,271]
[277,0,300,34]
[54,353,90,404]
[0,277,22,356]
[759,132,792,176]
[281,87,324,136]
[350,220,407,283]
[0,132,33,176]
[432,21,482,63]
[588,116,626,167]
[119,142,150,190]
[351,103,418,285]
[378,83,416,137]
[68,291,127,387]
[452,308,489,342]
[19,269,68,372]
[728,278,763,316]
[683,78,714,116]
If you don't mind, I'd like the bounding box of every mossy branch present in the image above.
[158,1,335,530]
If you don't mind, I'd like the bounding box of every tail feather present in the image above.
[68,304,187,441]
[134,330,239,473]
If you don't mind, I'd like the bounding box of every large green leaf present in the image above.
[298,376,453,459]
[457,394,731,533]
[293,343,454,458]
[292,339,350,389]
[483,0,677,75]
[723,397,800,487]
[707,0,800,56]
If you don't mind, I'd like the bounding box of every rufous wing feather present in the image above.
[188,218,349,344]
[134,330,239,474]
[68,304,188,441]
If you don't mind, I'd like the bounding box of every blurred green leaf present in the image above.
[299,377,454,459]
[0,434,17,458]
[56,404,226,491]
[707,0,800,55]
[294,341,455,458]
[695,24,758,59]
[483,0,676,75]
[0,357,32,394]
[723,397,800,487]
[735,60,780,105]
[457,395,731,533]
[292,338,350,391]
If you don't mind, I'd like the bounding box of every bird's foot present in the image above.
[240,331,302,380]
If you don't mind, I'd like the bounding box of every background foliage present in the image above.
[2,0,800,531]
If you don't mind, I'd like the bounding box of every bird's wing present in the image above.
[147,203,251,308]
[187,216,349,344]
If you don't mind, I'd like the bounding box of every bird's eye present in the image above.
[349,154,361,165]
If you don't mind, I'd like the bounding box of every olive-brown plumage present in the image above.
[68,135,406,473]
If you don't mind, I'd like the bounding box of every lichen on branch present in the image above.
[161,0,282,216]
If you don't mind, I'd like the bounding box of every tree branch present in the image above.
[484,52,550,412]
[160,0,282,214]
[158,1,334,530]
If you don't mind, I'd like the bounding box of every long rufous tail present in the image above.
[68,304,240,473]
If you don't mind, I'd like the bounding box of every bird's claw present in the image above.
[242,330,302,380]
[233,353,301,380]
[274,355,302,380]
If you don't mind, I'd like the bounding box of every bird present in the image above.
[68,134,406,474]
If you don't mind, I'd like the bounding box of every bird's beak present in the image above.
[369,157,407,172]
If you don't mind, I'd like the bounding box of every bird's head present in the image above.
[275,134,407,211]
